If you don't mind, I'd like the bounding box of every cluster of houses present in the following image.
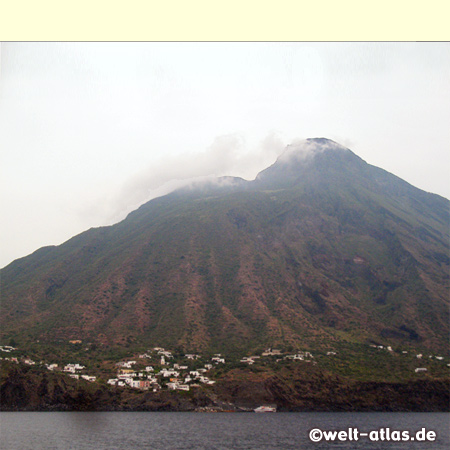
[105,347,222,391]
[369,344,448,372]
[0,345,20,365]
[238,345,449,375]
[414,353,444,360]
[413,352,446,374]
[0,345,100,382]
[42,362,98,382]
[61,363,96,382]
[369,344,445,363]
[370,344,394,351]
[2,343,449,385]
[240,348,315,365]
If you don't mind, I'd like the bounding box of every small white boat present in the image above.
[254,405,276,413]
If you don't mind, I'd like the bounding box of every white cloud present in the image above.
[77,131,287,227]
[278,138,349,164]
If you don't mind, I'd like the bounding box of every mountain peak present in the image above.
[255,137,358,187]
[277,138,351,164]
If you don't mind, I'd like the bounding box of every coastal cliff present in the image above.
[2,362,448,412]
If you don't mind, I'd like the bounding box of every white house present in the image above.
[211,357,225,364]
[178,365,188,370]
[160,369,179,378]
[64,363,85,373]
[118,372,137,380]
[81,375,96,382]
[116,361,136,368]
[240,357,255,364]
[285,354,304,361]
[262,348,282,356]
[199,376,215,384]
[129,379,141,389]
[0,346,17,352]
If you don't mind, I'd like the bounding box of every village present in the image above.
[1,343,448,392]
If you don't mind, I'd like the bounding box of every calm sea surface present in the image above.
[0,412,448,450]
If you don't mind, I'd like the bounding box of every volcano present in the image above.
[2,138,449,353]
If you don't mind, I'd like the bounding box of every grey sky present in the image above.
[1,42,449,268]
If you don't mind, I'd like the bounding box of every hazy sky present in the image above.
[1,42,449,268]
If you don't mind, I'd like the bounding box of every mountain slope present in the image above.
[1,138,449,353]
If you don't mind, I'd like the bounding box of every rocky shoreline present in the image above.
[1,364,448,412]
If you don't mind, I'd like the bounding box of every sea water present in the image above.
[0,412,448,450]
